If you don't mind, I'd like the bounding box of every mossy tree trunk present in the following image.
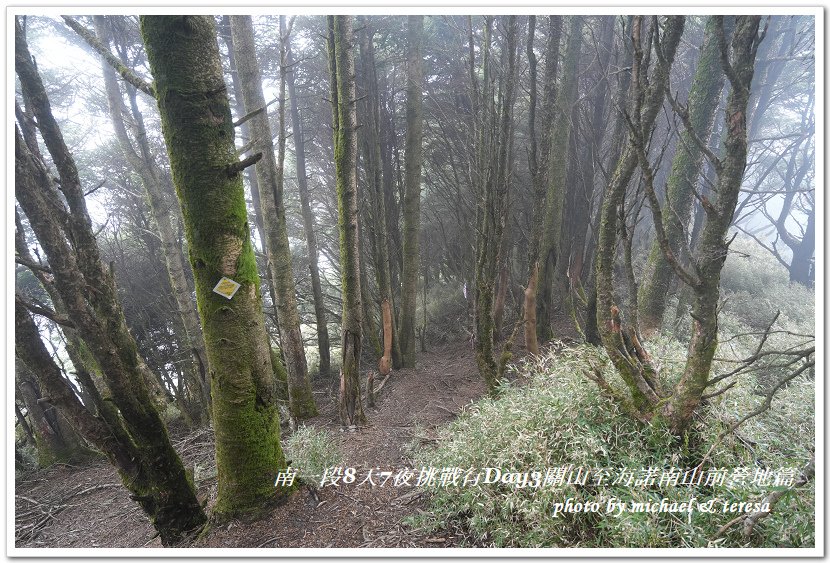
[662,16,763,434]
[358,18,403,372]
[285,22,332,378]
[582,16,633,346]
[535,16,583,342]
[399,15,425,368]
[15,210,109,414]
[638,16,728,336]
[15,296,196,537]
[91,16,211,424]
[141,15,291,517]
[524,15,562,353]
[594,16,762,436]
[527,16,563,269]
[474,15,518,391]
[327,15,366,426]
[15,18,205,542]
[229,15,318,420]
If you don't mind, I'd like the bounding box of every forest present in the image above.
[13,12,817,552]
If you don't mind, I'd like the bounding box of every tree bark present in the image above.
[229,15,318,420]
[15,361,91,466]
[327,15,366,426]
[399,15,425,368]
[474,15,518,391]
[528,16,564,269]
[567,15,615,289]
[141,15,291,517]
[595,16,685,415]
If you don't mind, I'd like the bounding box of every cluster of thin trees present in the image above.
[14,14,814,544]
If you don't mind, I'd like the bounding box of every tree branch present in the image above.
[17,293,74,328]
[15,256,52,274]
[225,152,262,177]
[62,16,156,98]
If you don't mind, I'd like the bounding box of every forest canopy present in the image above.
[13,12,817,552]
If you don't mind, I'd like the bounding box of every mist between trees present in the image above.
[14,14,815,548]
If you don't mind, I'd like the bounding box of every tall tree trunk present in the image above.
[379,81,404,293]
[16,18,205,541]
[567,15,615,289]
[327,15,366,426]
[638,16,728,336]
[358,18,404,371]
[399,15,425,368]
[523,15,563,353]
[141,15,291,517]
[474,15,518,391]
[583,17,633,346]
[218,16,280,328]
[229,15,318,420]
[285,21,331,378]
[528,16,564,269]
[536,16,583,341]
[91,16,210,423]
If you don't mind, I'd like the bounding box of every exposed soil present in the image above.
[14,341,487,549]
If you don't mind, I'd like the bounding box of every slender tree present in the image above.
[229,15,318,420]
[285,19,332,377]
[524,15,563,353]
[86,16,211,423]
[399,15,425,367]
[358,17,403,371]
[141,15,291,516]
[327,15,366,426]
[474,15,518,391]
[535,16,584,341]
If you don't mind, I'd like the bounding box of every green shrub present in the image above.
[283,425,342,486]
[411,342,814,547]
[719,237,814,333]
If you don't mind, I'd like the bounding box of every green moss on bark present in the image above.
[141,15,288,517]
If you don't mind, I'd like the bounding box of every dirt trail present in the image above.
[15,341,485,549]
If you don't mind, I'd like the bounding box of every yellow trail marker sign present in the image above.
[212,277,241,299]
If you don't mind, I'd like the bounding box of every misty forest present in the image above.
[14,13,816,550]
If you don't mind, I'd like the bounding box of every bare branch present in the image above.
[17,293,74,328]
[225,152,262,177]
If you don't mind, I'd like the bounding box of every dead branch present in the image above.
[225,152,262,177]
